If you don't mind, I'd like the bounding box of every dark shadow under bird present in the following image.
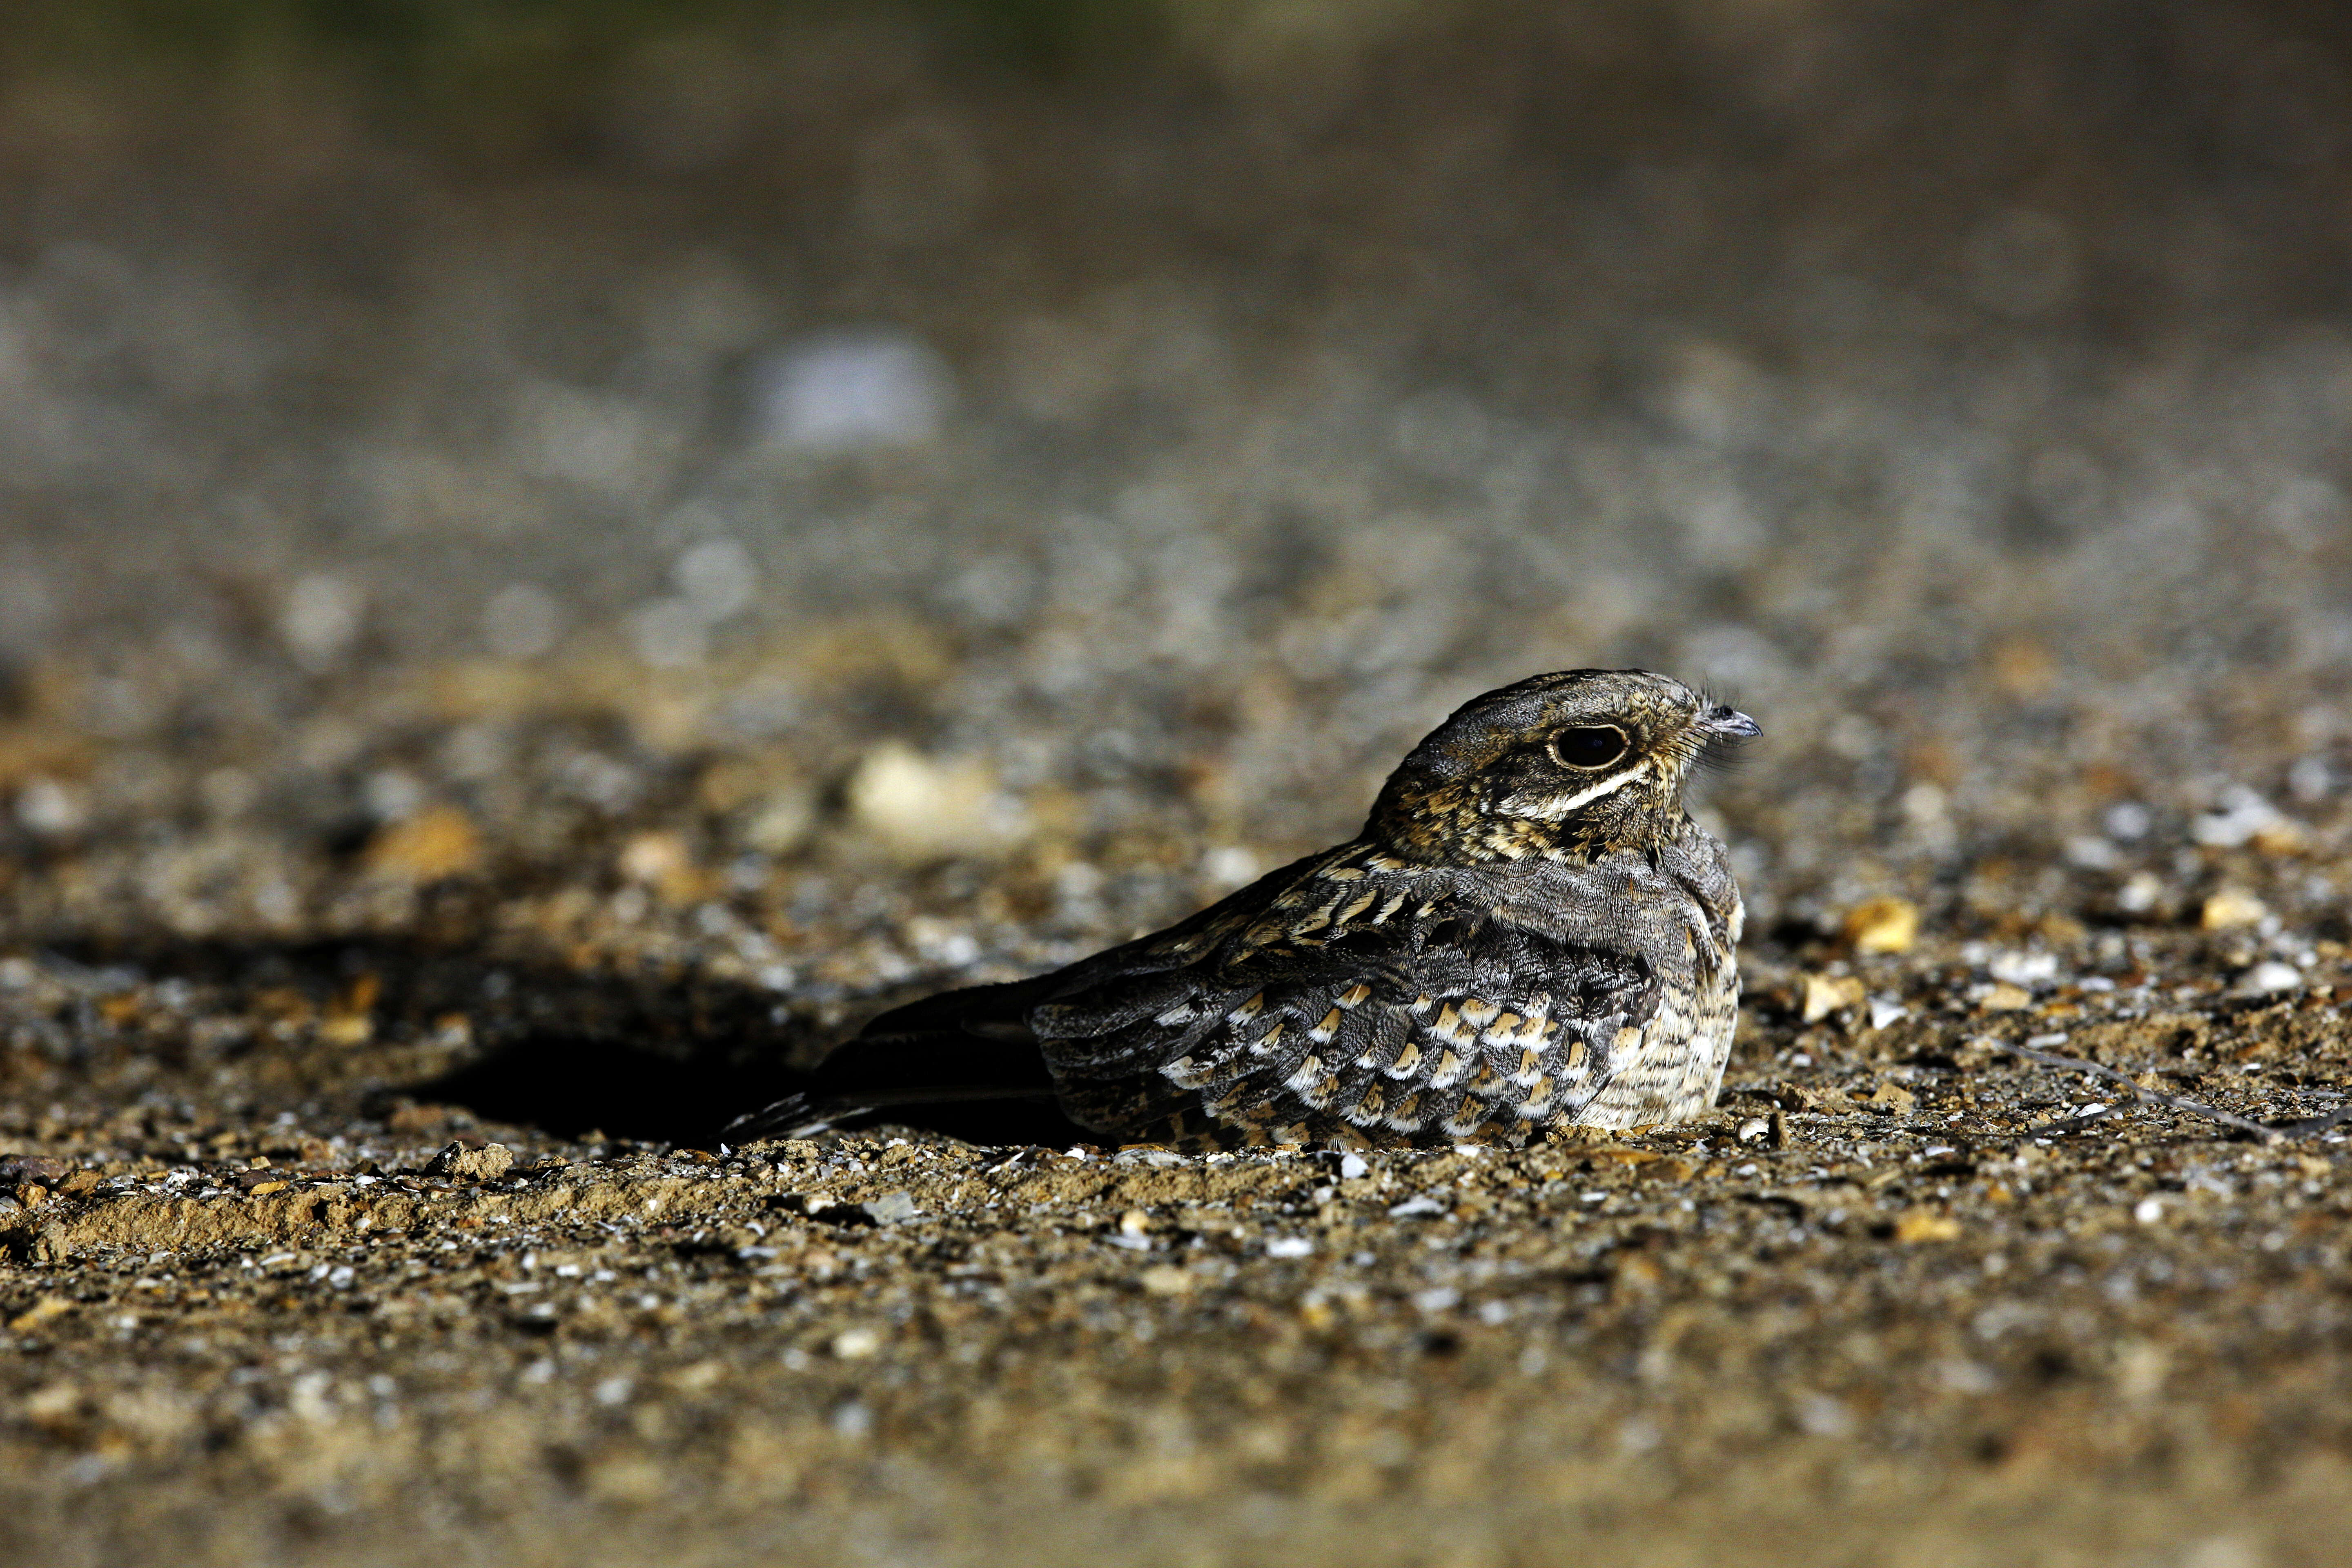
[727,669,1759,1151]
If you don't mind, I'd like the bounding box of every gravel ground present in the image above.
[3,4,2352,1564]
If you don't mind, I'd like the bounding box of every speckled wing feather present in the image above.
[1025,847,1670,1149]
[731,853,1341,1139]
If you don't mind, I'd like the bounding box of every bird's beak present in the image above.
[1703,705,1761,739]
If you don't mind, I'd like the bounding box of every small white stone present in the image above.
[1988,950,2060,987]
[2192,786,2282,849]
[1795,1392,1855,1439]
[2236,960,2303,997]
[748,328,951,451]
[674,537,757,621]
[2064,835,2118,870]
[282,574,363,668]
[846,742,1021,861]
[15,778,85,836]
[1200,846,1260,888]
[859,1191,920,1225]
[2287,756,2332,804]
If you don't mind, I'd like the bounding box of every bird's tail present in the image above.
[721,1076,1064,1143]
[722,1091,837,1143]
[723,973,1065,1145]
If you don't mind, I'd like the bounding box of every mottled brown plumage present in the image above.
[730,670,1757,1149]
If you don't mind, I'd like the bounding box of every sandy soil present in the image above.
[2,4,2352,1564]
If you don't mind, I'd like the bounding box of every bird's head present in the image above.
[1366,669,1757,863]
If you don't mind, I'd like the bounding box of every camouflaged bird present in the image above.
[730,670,1758,1150]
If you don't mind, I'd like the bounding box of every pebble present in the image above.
[1893,1209,1962,1243]
[1795,1392,1855,1439]
[6,1297,72,1333]
[1138,1265,1194,1296]
[747,329,951,451]
[425,1141,516,1182]
[1799,973,1866,1024]
[846,744,1025,862]
[15,778,86,837]
[1978,982,2033,1012]
[1866,1082,1918,1113]
[860,1191,921,1225]
[1840,898,1919,955]
[831,1327,884,1360]
[2201,890,2270,931]
[363,806,484,882]
[2234,961,2303,997]
[618,831,693,886]
[1987,950,2060,987]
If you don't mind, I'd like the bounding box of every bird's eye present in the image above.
[1547,726,1630,770]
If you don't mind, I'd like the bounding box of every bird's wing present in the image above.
[727,851,1339,1141]
[1033,869,1666,1147]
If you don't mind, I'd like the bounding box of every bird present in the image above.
[728,669,1758,1150]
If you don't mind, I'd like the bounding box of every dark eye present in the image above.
[1547,726,1630,770]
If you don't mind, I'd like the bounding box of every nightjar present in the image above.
[731,669,1758,1149]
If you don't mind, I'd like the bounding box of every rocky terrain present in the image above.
[1,2,2350,1563]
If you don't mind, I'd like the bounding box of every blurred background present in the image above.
[0,0,2348,1068]
[7,13,2352,1557]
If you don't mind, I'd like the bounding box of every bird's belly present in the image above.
[1572,957,1741,1132]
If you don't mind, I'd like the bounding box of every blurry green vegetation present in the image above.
[27,0,2347,174]
[7,0,1167,73]
[0,0,1215,159]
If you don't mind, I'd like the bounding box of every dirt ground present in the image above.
[2,3,2352,1564]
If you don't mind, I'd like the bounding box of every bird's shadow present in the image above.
[45,934,1087,1150]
